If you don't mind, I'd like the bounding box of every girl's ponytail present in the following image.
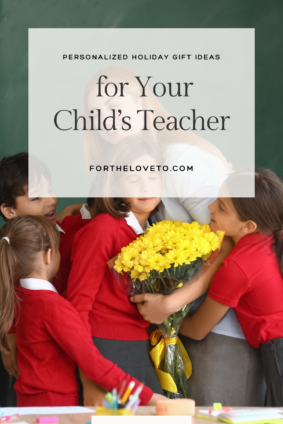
[0,237,16,353]
[0,216,60,353]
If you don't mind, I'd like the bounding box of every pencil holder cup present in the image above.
[95,407,133,416]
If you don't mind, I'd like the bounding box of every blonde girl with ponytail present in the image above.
[0,215,164,407]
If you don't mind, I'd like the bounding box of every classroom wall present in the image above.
[0,0,282,226]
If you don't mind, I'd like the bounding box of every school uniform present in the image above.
[67,212,162,393]
[15,278,153,407]
[1,207,91,407]
[52,205,91,297]
[7,211,90,334]
[209,232,283,406]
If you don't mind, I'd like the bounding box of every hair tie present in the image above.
[274,228,283,241]
[1,236,10,244]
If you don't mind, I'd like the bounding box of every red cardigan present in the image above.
[15,285,153,406]
[67,213,149,341]
[52,215,90,298]
[8,216,89,334]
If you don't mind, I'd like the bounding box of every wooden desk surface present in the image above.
[11,406,279,424]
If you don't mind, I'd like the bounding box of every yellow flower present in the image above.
[165,250,186,267]
[130,269,141,281]
[114,220,224,279]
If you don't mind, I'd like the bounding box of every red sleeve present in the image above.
[45,298,153,405]
[67,216,117,334]
[208,258,249,307]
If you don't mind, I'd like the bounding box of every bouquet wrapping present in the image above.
[110,220,224,399]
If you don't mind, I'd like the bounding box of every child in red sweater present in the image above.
[0,215,163,406]
[0,154,91,394]
[0,152,82,405]
[67,138,164,404]
[179,169,283,406]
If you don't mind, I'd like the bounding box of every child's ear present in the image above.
[0,203,17,220]
[43,249,52,266]
[242,220,257,234]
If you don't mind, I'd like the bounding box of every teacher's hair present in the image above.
[0,216,60,353]
[227,169,283,276]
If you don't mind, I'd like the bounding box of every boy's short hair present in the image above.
[0,153,28,220]
[0,152,52,221]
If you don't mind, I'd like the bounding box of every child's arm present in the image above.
[45,298,156,405]
[79,370,107,407]
[56,203,84,223]
[179,257,249,340]
[130,236,234,324]
[1,333,19,378]
[179,295,230,340]
[78,370,165,406]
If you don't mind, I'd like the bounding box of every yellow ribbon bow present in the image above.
[149,329,192,394]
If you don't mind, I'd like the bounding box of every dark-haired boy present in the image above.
[0,152,58,222]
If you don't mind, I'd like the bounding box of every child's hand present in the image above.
[83,382,107,407]
[1,333,19,378]
[130,293,176,324]
[147,393,169,405]
[79,369,107,406]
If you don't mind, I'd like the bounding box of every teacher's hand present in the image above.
[130,293,176,324]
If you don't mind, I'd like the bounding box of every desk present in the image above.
[10,407,279,424]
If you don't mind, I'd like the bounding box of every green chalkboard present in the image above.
[0,0,283,226]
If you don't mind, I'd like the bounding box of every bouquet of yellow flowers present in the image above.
[113,220,224,399]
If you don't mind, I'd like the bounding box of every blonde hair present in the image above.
[82,65,232,173]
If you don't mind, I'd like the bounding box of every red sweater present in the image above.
[67,213,149,340]
[15,285,153,406]
[52,215,90,298]
[8,215,90,334]
[209,233,283,348]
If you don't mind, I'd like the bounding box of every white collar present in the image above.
[80,203,91,220]
[124,211,148,235]
[20,278,58,293]
[56,223,65,234]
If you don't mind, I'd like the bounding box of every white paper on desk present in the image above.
[218,409,283,423]
[198,409,222,417]
[198,409,283,422]
[0,407,94,415]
